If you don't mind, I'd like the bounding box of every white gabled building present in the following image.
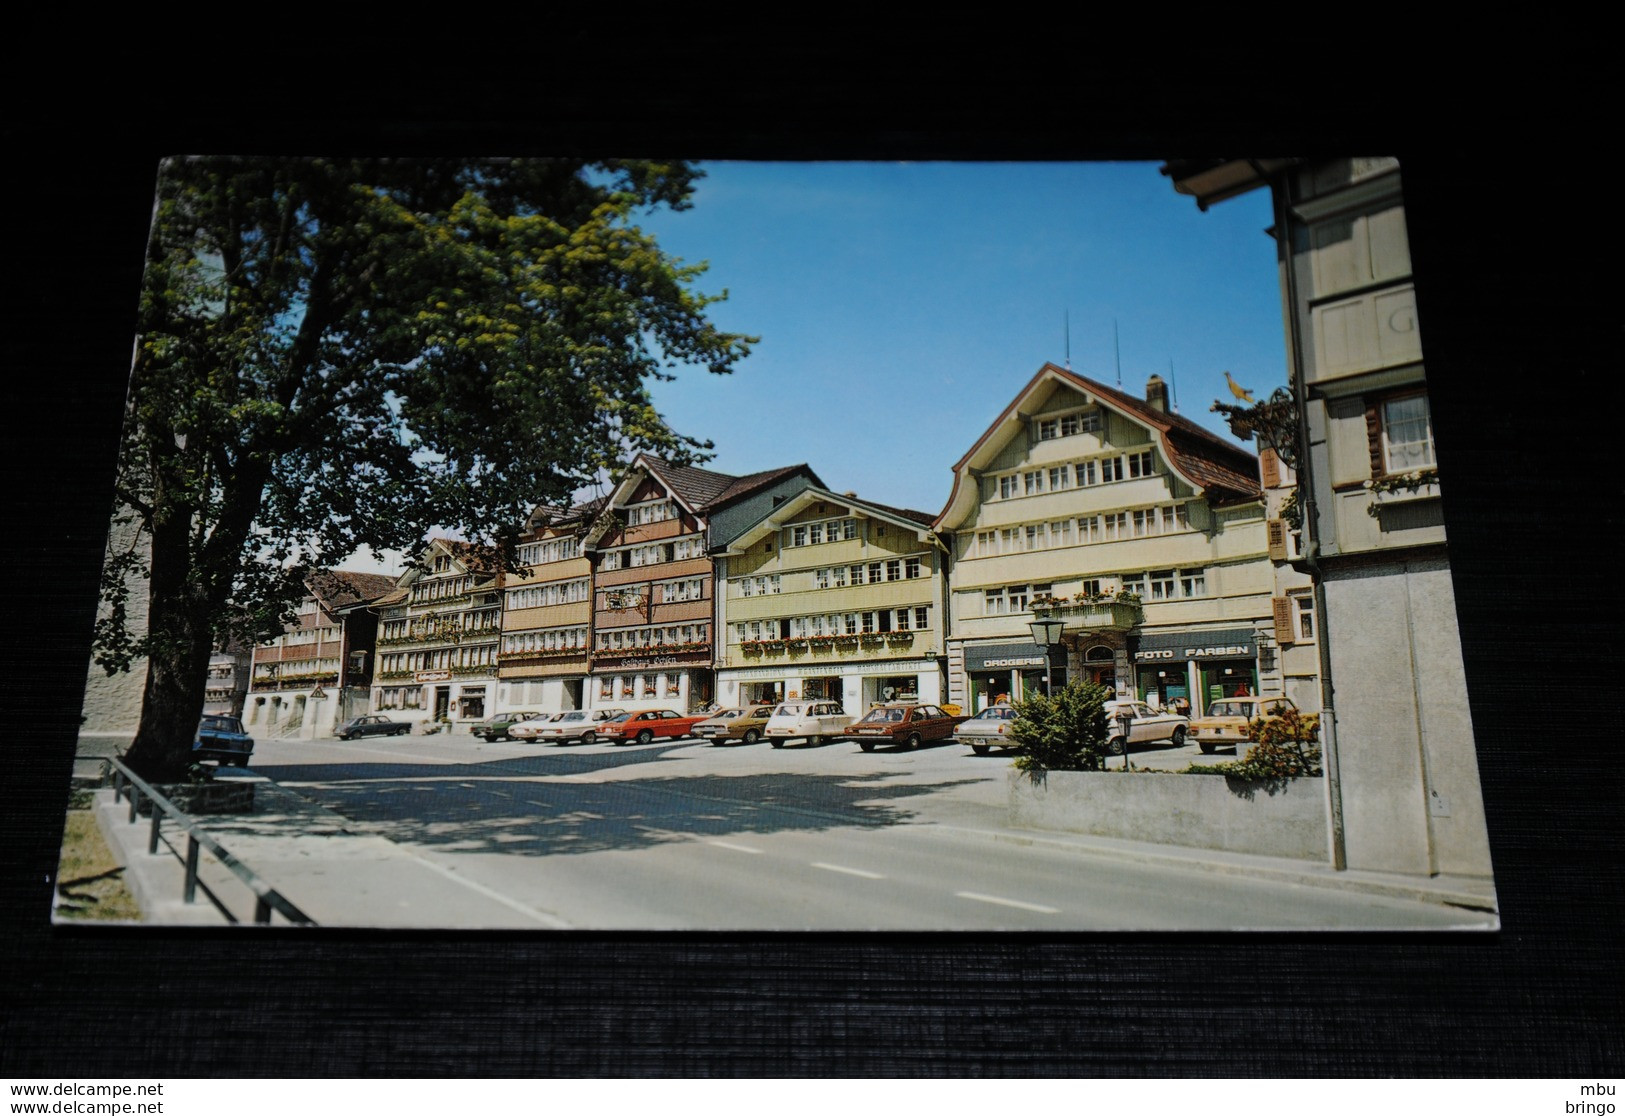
[935,363,1281,717]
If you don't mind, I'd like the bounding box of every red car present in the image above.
[847,703,968,752]
[598,708,710,746]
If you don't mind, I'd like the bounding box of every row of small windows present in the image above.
[381,644,497,673]
[814,556,923,587]
[973,505,1191,557]
[785,518,860,547]
[410,575,480,603]
[381,610,501,643]
[600,535,705,570]
[1035,409,1102,441]
[736,607,931,641]
[625,500,678,526]
[501,627,588,655]
[506,578,590,610]
[595,623,710,650]
[991,451,1156,501]
[978,567,1209,616]
[599,673,684,700]
[517,537,581,566]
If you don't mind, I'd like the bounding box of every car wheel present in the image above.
[397,727,408,736]
[581,731,596,746]
[742,729,760,745]
[906,732,921,750]
[636,729,654,745]
[1198,741,1216,755]
[972,744,990,756]
[1170,726,1187,747]
[859,740,876,753]
[770,738,784,749]
[1107,736,1126,756]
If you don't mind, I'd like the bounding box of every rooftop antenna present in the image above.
[1113,319,1122,388]
[1169,359,1180,413]
[1064,311,1072,370]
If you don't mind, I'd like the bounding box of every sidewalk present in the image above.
[90,763,1497,928]
[90,772,569,928]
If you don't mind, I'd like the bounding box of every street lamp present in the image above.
[1029,617,1064,697]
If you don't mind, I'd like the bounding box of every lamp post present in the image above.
[1028,617,1064,697]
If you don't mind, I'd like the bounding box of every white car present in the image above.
[1103,700,1190,756]
[508,712,567,741]
[519,708,628,745]
[764,701,853,747]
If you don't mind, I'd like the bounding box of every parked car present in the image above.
[1102,700,1190,756]
[193,715,254,766]
[955,703,1019,755]
[1188,696,1297,754]
[336,714,413,740]
[472,711,541,742]
[764,700,853,747]
[597,708,710,746]
[507,712,567,741]
[519,709,627,745]
[692,705,779,745]
[847,703,967,752]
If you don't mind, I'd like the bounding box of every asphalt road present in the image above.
[239,729,1490,931]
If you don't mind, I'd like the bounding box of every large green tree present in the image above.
[96,157,752,780]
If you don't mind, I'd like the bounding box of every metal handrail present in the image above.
[98,756,315,926]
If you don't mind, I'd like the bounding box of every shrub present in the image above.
[1010,681,1113,776]
[1232,709,1322,779]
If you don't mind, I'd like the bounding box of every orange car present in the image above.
[597,708,711,746]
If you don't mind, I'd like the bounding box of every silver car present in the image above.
[1103,700,1190,755]
[524,708,627,745]
[956,704,1019,755]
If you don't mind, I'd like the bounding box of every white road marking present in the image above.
[955,891,1059,914]
[396,848,572,928]
[811,862,885,880]
[708,840,764,855]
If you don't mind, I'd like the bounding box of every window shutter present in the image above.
[1272,596,1295,644]
[1365,401,1386,477]
[1267,519,1288,561]
[1260,446,1281,489]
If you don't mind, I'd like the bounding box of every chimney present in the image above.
[1145,374,1168,413]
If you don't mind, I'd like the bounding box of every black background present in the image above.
[4,30,1619,1077]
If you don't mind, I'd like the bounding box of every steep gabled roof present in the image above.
[607,455,823,522]
[718,485,939,555]
[935,362,1261,529]
[306,569,400,611]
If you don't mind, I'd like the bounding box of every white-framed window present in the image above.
[1128,450,1155,478]
[808,522,824,545]
[1077,515,1101,544]
[769,575,782,594]
[1023,470,1044,495]
[914,606,930,630]
[861,612,877,633]
[815,568,831,589]
[1292,593,1317,643]
[998,475,1018,500]
[1038,417,1059,440]
[1380,394,1436,473]
[843,613,859,634]
[1048,465,1071,491]
[741,578,754,598]
[977,531,998,558]
[1132,508,1157,537]
[842,519,858,541]
[1025,524,1044,551]
[1050,519,1073,547]
[1007,584,1031,612]
[894,608,911,631]
[791,525,807,547]
[1000,527,1021,553]
[886,559,902,581]
[1103,511,1129,541]
[868,562,882,584]
[600,551,622,571]
[849,564,866,586]
[1121,571,1147,597]
[904,556,922,578]
[1180,568,1207,598]
[984,588,1007,616]
[1076,460,1097,487]
[833,565,848,587]
[1101,456,1124,483]
[673,536,705,560]
[1148,570,1176,601]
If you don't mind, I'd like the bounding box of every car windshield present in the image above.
[859,708,903,724]
[200,716,242,733]
[1209,701,1254,717]
[604,713,632,724]
[973,707,1016,721]
[711,709,742,720]
[773,704,805,716]
[558,712,585,722]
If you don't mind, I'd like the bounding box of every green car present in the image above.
[472,711,541,742]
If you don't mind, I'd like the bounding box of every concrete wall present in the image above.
[1008,767,1328,861]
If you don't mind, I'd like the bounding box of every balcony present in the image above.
[736,632,924,661]
[1031,596,1142,633]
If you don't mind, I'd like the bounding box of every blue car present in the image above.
[194,715,255,766]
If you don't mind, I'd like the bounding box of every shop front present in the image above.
[719,659,941,716]
[1131,628,1258,716]
[960,641,1068,712]
[589,649,714,712]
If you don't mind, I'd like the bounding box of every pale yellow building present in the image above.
[715,488,947,712]
[935,363,1274,716]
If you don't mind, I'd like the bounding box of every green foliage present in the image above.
[107,157,752,778]
[1231,710,1322,779]
[1009,681,1113,776]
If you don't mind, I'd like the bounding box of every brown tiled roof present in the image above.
[435,537,503,577]
[307,569,401,610]
[852,497,937,527]
[639,458,821,514]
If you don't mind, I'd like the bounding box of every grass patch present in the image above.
[55,806,142,922]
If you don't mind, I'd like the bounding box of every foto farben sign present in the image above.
[1132,628,1255,663]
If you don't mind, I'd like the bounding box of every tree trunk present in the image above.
[122,506,217,782]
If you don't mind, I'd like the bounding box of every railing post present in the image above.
[128,786,141,823]
[255,897,272,924]
[148,808,162,855]
[183,836,200,904]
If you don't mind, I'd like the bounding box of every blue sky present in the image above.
[635,161,1287,515]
